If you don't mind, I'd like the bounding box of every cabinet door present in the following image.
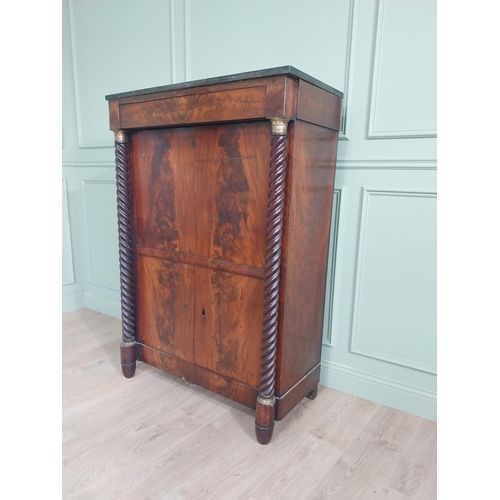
[136,255,195,362]
[194,267,264,388]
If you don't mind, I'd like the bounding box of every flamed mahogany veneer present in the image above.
[106,66,343,444]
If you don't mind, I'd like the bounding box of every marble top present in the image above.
[105,65,343,101]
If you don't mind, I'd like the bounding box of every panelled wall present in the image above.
[62,0,437,420]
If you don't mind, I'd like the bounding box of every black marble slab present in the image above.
[105,66,343,101]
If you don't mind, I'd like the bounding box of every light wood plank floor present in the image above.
[63,309,437,500]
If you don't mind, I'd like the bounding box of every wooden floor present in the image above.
[62,309,436,500]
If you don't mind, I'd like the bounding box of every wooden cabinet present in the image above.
[106,66,343,444]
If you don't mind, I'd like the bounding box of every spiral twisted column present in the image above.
[255,117,290,445]
[114,130,137,378]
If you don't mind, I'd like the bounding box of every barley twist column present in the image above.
[114,130,137,378]
[255,117,290,444]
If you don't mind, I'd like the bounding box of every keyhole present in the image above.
[201,309,205,318]
[191,140,195,148]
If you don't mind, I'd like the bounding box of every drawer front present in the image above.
[120,86,268,129]
[108,75,295,130]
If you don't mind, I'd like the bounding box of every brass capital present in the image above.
[114,130,128,144]
[257,396,275,406]
[268,117,290,136]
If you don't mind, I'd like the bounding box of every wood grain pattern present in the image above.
[138,343,258,409]
[136,246,265,279]
[275,363,320,420]
[108,100,119,131]
[111,76,280,105]
[63,309,436,500]
[306,406,420,499]
[136,255,194,361]
[297,79,343,131]
[110,75,298,129]
[120,85,269,128]
[306,392,380,450]
[135,255,264,390]
[130,122,270,268]
[194,267,264,388]
[388,418,437,499]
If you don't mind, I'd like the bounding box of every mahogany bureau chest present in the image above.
[105,66,343,444]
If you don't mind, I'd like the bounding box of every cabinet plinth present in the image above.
[106,66,343,444]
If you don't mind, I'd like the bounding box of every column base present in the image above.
[120,341,136,378]
[255,396,276,445]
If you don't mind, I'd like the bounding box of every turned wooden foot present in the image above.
[255,397,275,445]
[120,342,136,378]
[255,424,274,445]
[307,385,318,400]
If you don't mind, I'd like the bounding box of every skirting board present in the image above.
[320,359,436,421]
[62,292,84,313]
[62,288,121,318]
[83,292,121,319]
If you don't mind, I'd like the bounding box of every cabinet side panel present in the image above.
[194,267,264,388]
[277,121,338,395]
[136,255,195,362]
[297,81,343,131]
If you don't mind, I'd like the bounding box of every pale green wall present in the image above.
[62,0,437,420]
